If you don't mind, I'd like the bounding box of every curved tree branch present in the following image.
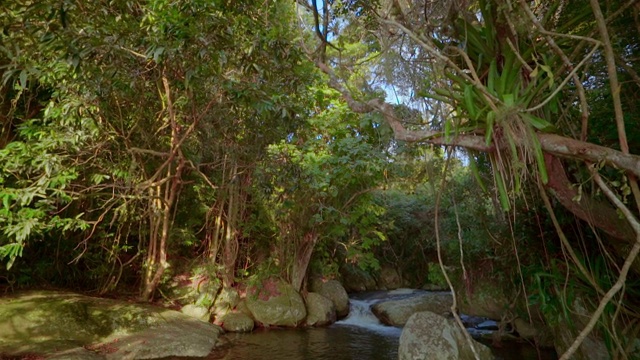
[315,57,640,256]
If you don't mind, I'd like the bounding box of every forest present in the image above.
[1,0,639,359]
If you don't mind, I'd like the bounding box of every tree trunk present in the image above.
[221,162,240,287]
[291,231,318,292]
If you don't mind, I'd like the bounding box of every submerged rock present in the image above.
[399,311,493,360]
[310,279,350,318]
[372,291,453,327]
[245,278,306,327]
[304,292,337,326]
[0,290,223,359]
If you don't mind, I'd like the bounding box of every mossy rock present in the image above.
[309,279,350,318]
[304,292,336,327]
[220,312,254,332]
[245,278,306,327]
[0,290,223,359]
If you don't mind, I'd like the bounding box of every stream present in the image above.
[171,291,557,360]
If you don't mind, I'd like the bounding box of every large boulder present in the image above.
[220,312,254,332]
[245,278,306,327]
[212,287,240,323]
[0,291,223,359]
[340,264,377,292]
[456,279,510,321]
[309,279,350,318]
[180,304,210,322]
[304,292,337,327]
[399,311,493,360]
[372,292,453,327]
[377,265,403,290]
[161,262,221,307]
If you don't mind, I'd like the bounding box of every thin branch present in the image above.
[523,43,600,113]
[518,0,592,141]
[590,0,640,214]
[559,166,640,360]
[435,150,483,360]
[315,60,640,178]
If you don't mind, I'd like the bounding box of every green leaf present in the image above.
[0,243,24,270]
[490,156,510,211]
[540,64,554,87]
[19,70,27,89]
[464,85,477,119]
[503,93,515,107]
[488,59,498,95]
[529,128,549,184]
[521,113,554,131]
[2,193,11,210]
[469,154,488,193]
[485,110,495,145]
[444,117,452,142]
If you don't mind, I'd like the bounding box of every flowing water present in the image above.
[204,296,402,360]
[169,291,557,360]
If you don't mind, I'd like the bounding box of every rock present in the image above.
[161,263,221,307]
[421,283,449,291]
[460,314,487,328]
[180,304,210,322]
[245,278,306,327]
[48,347,105,360]
[304,292,337,327]
[512,317,547,342]
[388,288,416,296]
[476,320,499,331]
[399,311,493,360]
[235,299,253,318]
[212,287,240,321]
[340,264,377,292]
[0,290,223,359]
[456,280,509,321]
[378,265,402,290]
[220,312,254,332]
[551,297,610,360]
[309,279,350,318]
[372,292,453,327]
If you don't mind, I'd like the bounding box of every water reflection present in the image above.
[208,325,400,360]
[166,290,556,360]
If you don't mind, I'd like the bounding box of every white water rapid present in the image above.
[334,298,403,336]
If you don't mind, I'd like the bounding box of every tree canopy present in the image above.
[1,1,640,358]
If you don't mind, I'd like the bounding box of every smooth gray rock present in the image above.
[378,265,403,290]
[180,304,210,322]
[399,311,493,360]
[304,292,337,326]
[340,265,377,292]
[372,292,453,327]
[220,312,254,332]
[310,279,350,318]
[0,291,223,359]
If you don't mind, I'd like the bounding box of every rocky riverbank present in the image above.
[0,291,224,359]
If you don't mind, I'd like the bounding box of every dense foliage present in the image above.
[1,1,639,358]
